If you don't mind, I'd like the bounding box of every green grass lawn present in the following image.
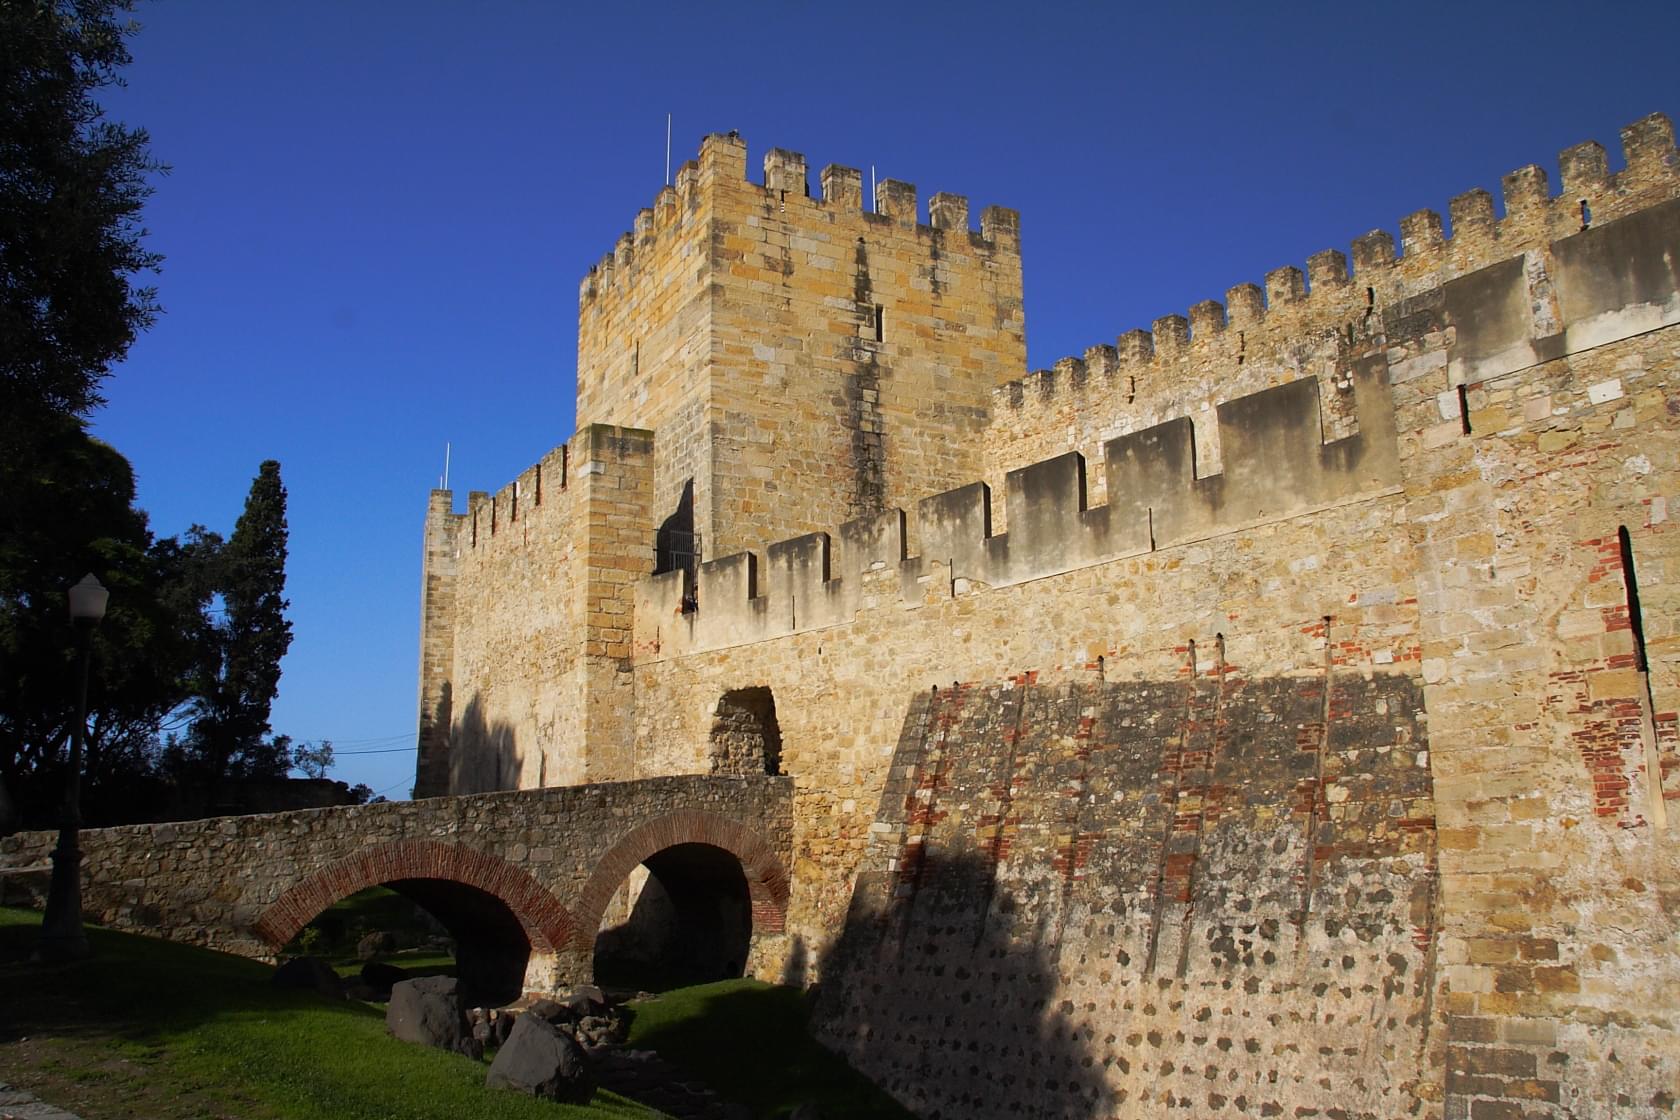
[623,979,914,1120]
[0,906,909,1120]
[0,907,657,1120]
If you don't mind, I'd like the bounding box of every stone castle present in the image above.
[403,114,1680,1117]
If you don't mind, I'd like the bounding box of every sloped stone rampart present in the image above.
[814,674,1436,1119]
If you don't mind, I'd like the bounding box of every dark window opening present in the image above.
[1458,384,1472,434]
[873,305,884,342]
[710,686,783,776]
[1580,199,1592,231]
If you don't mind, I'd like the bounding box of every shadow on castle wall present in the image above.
[449,692,523,795]
[811,850,1108,1119]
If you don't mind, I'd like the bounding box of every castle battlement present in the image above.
[634,352,1400,658]
[993,113,1678,426]
[576,132,1022,307]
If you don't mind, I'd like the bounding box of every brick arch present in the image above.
[572,810,789,950]
[251,839,577,953]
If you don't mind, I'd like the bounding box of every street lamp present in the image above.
[37,573,109,962]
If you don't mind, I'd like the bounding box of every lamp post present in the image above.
[37,573,109,962]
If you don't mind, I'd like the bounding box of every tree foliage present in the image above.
[0,414,220,831]
[290,739,334,781]
[179,461,293,796]
[0,7,326,831]
[0,0,162,424]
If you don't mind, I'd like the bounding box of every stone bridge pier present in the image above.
[0,776,792,1001]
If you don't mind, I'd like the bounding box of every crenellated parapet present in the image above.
[635,355,1400,657]
[989,113,1680,475]
[577,132,1021,310]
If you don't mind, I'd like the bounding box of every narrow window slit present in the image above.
[874,305,884,343]
[1457,384,1472,435]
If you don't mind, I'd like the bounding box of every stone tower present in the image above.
[574,131,1026,570]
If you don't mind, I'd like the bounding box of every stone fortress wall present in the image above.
[419,116,1680,1118]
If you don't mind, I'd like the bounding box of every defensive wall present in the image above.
[0,776,792,1000]
[410,115,1680,1117]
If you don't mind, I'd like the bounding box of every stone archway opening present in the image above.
[254,840,578,1004]
[387,879,531,1006]
[281,880,532,1007]
[710,687,783,776]
[592,842,752,991]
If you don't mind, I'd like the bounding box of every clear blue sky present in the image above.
[89,0,1680,798]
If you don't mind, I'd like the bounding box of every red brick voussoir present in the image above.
[570,810,789,950]
[250,838,578,952]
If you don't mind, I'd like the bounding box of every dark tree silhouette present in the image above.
[0,0,163,424]
[0,415,221,833]
[182,461,293,801]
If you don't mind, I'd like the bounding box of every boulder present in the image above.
[357,930,397,960]
[271,956,345,999]
[387,976,468,1052]
[526,997,570,1023]
[561,984,607,1017]
[360,960,410,999]
[485,1013,595,1103]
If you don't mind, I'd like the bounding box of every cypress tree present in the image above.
[185,460,292,800]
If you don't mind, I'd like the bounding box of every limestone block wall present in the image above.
[575,143,719,555]
[1383,208,1680,1113]
[702,137,1026,559]
[420,424,653,793]
[635,349,1399,658]
[629,478,1423,985]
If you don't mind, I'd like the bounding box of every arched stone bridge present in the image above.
[0,775,792,997]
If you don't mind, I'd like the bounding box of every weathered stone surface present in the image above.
[485,1013,594,1104]
[386,976,467,1052]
